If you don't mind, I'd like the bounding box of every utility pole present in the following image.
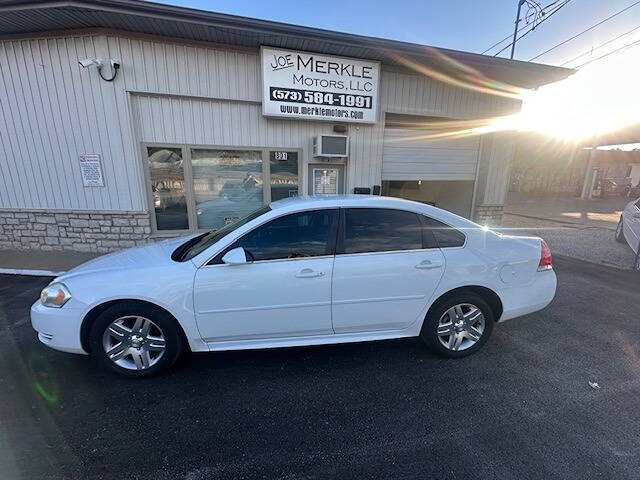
[510,0,526,59]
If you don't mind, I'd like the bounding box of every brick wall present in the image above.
[474,205,504,226]
[0,211,154,253]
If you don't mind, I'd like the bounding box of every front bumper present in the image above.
[30,300,88,355]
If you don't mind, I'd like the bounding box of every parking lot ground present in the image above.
[1,256,640,480]
[500,213,638,270]
[505,191,630,230]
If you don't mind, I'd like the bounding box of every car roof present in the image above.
[271,194,423,210]
[269,195,475,228]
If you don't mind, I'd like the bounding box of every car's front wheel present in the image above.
[421,293,494,358]
[89,302,183,377]
[615,216,626,243]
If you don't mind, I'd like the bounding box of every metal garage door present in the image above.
[382,116,481,181]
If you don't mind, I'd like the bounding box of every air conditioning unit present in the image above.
[313,135,349,158]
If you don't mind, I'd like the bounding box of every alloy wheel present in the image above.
[437,303,485,351]
[102,316,166,370]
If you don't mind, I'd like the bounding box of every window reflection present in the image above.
[191,149,263,230]
[147,147,189,231]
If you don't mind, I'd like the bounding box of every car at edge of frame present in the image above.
[31,195,557,377]
[615,197,640,269]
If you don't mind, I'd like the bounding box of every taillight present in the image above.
[538,239,553,271]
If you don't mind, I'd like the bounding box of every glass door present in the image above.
[269,150,299,201]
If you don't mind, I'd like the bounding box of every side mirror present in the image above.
[221,247,248,265]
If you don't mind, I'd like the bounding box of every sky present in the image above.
[161,0,640,66]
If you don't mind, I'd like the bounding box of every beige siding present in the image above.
[380,69,521,119]
[0,34,145,211]
[0,31,521,213]
[481,133,516,205]
[114,36,260,102]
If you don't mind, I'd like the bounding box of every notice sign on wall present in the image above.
[79,154,104,187]
[261,47,380,124]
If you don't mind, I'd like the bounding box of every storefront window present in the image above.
[147,147,189,231]
[191,149,263,230]
[269,151,299,201]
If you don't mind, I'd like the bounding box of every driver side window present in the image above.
[235,209,338,262]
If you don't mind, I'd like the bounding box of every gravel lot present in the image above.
[500,213,637,270]
[1,256,640,479]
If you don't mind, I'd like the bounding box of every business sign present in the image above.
[79,153,104,187]
[261,47,380,124]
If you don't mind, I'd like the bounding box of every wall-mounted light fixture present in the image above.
[79,58,120,82]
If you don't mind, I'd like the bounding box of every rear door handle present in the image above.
[415,259,443,270]
[295,268,325,278]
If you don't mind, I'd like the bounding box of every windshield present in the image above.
[177,205,271,261]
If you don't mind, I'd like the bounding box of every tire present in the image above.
[615,216,626,243]
[420,292,494,358]
[89,302,183,377]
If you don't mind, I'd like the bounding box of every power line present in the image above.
[528,0,640,61]
[493,0,573,57]
[573,37,640,68]
[480,0,560,54]
[560,23,640,66]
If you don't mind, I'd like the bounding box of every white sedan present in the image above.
[32,195,556,377]
[616,197,640,269]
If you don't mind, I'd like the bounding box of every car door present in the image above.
[193,208,339,342]
[331,208,445,334]
[623,199,640,253]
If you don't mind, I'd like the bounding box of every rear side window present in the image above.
[342,208,423,254]
[421,215,466,248]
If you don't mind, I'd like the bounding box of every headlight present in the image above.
[40,283,72,308]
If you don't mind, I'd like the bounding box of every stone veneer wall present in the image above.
[474,205,504,226]
[0,210,155,253]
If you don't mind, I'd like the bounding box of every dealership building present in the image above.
[0,0,571,253]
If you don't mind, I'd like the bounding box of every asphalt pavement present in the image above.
[1,257,639,480]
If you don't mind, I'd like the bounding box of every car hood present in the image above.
[56,234,196,282]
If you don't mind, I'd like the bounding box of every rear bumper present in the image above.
[30,301,88,355]
[498,270,557,322]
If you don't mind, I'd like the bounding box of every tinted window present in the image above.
[343,208,423,254]
[236,209,337,261]
[421,215,466,248]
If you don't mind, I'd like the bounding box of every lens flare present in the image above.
[385,41,640,144]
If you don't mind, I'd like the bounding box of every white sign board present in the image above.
[79,154,104,187]
[261,47,380,124]
[313,168,339,195]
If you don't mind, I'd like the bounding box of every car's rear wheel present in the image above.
[89,303,182,377]
[421,293,494,358]
[615,216,626,243]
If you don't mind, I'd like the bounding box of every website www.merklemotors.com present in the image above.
[279,105,364,120]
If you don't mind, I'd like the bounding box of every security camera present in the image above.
[78,58,102,68]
